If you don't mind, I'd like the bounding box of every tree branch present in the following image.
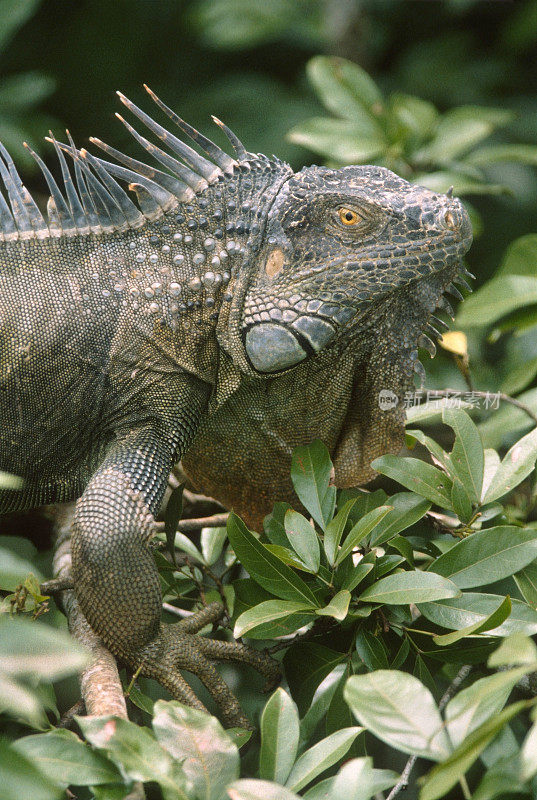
[49,503,146,799]
[50,503,129,718]
[155,511,229,533]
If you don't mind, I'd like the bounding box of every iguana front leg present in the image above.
[70,377,277,726]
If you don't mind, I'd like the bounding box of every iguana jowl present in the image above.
[0,87,472,724]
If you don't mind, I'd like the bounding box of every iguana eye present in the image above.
[338,207,359,226]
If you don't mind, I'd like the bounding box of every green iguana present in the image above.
[0,87,472,725]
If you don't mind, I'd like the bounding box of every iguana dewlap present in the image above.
[0,87,472,723]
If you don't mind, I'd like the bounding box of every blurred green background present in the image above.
[1,0,537,417]
[4,0,536,266]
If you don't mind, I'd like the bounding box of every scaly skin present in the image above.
[0,90,472,723]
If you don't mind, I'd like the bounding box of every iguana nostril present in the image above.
[444,210,456,230]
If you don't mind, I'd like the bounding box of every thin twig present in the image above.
[162,602,195,618]
[385,665,472,800]
[183,487,225,509]
[438,665,472,710]
[155,511,229,534]
[268,618,335,654]
[426,388,537,426]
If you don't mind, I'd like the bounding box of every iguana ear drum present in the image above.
[245,323,307,372]
[245,316,337,373]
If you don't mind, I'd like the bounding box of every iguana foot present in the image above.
[133,602,280,728]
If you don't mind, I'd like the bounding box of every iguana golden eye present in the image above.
[338,207,359,225]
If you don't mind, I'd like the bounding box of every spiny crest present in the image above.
[0,86,251,242]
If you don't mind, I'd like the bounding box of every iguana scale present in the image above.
[0,87,472,725]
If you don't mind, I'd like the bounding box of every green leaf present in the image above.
[414,654,438,700]
[389,92,439,138]
[227,779,301,800]
[0,469,23,489]
[152,700,239,800]
[265,503,294,547]
[227,513,318,605]
[406,429,450,469]
[419,700,529,800]
[329,756,398,800]
[483,427,537,503]
[194,0,319,49]
[0,549,44,591]
[285,727,363,792]
[287,117,385,163]
[488,633,537,667]
[234,599,314,638]
[0,72,55,109]
[12,730,121,787]
[200,526,227,566]
[77,715,188,799]
[0,617,88,679]
[390,535,415,566]
[0,672,48,728]
[497,233,537,277]
[369,493,431,547]
[371,455,453,508]
[467,144,537,168]
[355,630,389,671]
[456,275,537,327]
[284,643,346,715]
[415,105,513,163]
[173,531,203,562]
[316,590,351,621]
[359,570,461,605]
[0,0,42,52]
[291,440,334,531]
[450,477,473,522]
[344,671,451,760]
[284,510,320,572]
[418,592,537,636]
[478,387,537,451]
[306,55,384,120]
[336,506,392,565]
[0,739,62,800]
[324,498,358,566]
[342,562,374,592]
[514,560,537,607]
[414,170,508,197]
[260,688,300,784]
[263,544,317,573]
[442,408,484,504]
[433,595,511,646]
[300,664,347,743]
[430,526,537,588]
[481,449,501,500]
[521,720,537,781]
[501,356,537,395]
[444,667,532,749]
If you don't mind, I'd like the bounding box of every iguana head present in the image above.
[240,164,472,375]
